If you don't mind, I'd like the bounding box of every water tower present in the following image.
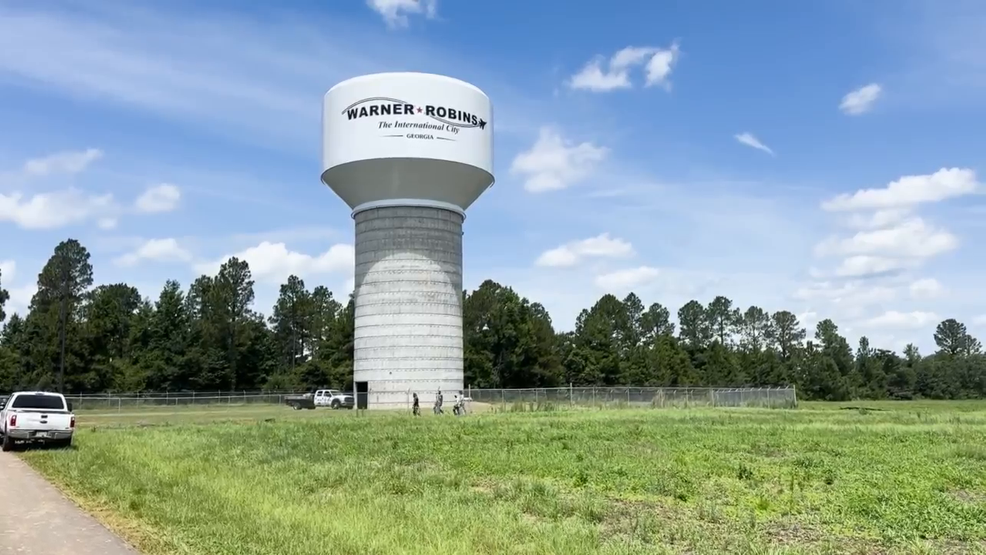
[321,73,494,409]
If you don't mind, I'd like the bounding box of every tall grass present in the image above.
[21,402,986,555]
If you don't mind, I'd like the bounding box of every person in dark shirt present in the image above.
[412,392,420,416]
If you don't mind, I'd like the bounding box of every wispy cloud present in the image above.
[733,132,775,156]
[510,127,608,192]
[22,148,103,177]
[535,233,634,267]
[135,184,181,213]
[367,0,438,28]
[880,0,986,107]
[0,3,543,151]
[839,83,882,115]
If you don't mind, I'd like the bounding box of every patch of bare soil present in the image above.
[952,489,986,505]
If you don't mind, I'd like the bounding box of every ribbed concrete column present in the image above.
[353,205,464,409]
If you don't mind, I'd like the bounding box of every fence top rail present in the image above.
[65,389,308,399]
[469,386,796,392]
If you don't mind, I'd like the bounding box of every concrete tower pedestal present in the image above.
[353,204,464,409]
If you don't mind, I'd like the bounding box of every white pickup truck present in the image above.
[313,389,354,409]
[1,391,76,451]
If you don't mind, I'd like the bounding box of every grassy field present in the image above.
[19,402,986,555]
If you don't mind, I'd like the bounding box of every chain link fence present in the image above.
[467,386,797,411]
[64,386,797,412]
[65,391,305,411]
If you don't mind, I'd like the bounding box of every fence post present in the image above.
[501,389,505,411]
[570,383,573,407]
[592,387,596,407]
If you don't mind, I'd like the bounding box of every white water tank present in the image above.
[321,72,494,409]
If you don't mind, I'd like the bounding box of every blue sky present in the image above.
[1,0,985,353]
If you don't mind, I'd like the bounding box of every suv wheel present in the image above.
[331,399,341,409]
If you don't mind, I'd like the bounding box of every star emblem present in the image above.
[478,118,487,130]
[416,106,423,113]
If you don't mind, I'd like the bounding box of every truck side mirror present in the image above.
[67,401,73,411]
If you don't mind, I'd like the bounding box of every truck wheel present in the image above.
[331,400,341,409]
[2,434,13,452]
[291,404,301,410]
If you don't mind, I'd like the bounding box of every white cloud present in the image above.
[569,43,680,92]
[22,148,103,177]
[0,260,36,317]
[535,233,634,267]
[815,218,957,259]
[0,188,117,229]
[643,44,681,88]
[0,149,124,229]
[733,132,775,156]
[845,209,911,229]
[366,0,437,28]
[811,168,978,284]
[135,183,181,213]
[794,280,897,307]
[834,255,913,277]
[195,241,354,284]
[6,283,36,316]
[822,168,979,212]
[839,83,882,115]
[0,260,14,284]
[594,266,661,290]
[863,310,939,329]
[510,127,608,193]
[798,310,818,326]
[114,238,193,267]
[908,278,944,299]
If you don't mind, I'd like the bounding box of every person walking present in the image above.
[452,392,461,416]
[434,390,444,415]
[412,393,420,416]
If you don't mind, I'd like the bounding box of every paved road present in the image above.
[0,452,139,554]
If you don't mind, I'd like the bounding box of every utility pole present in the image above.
[290,297,297,372]
[57,259,69,394]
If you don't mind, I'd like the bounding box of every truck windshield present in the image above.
[10,395,66,410]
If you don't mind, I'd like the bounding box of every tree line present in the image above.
[0,239,983,400]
